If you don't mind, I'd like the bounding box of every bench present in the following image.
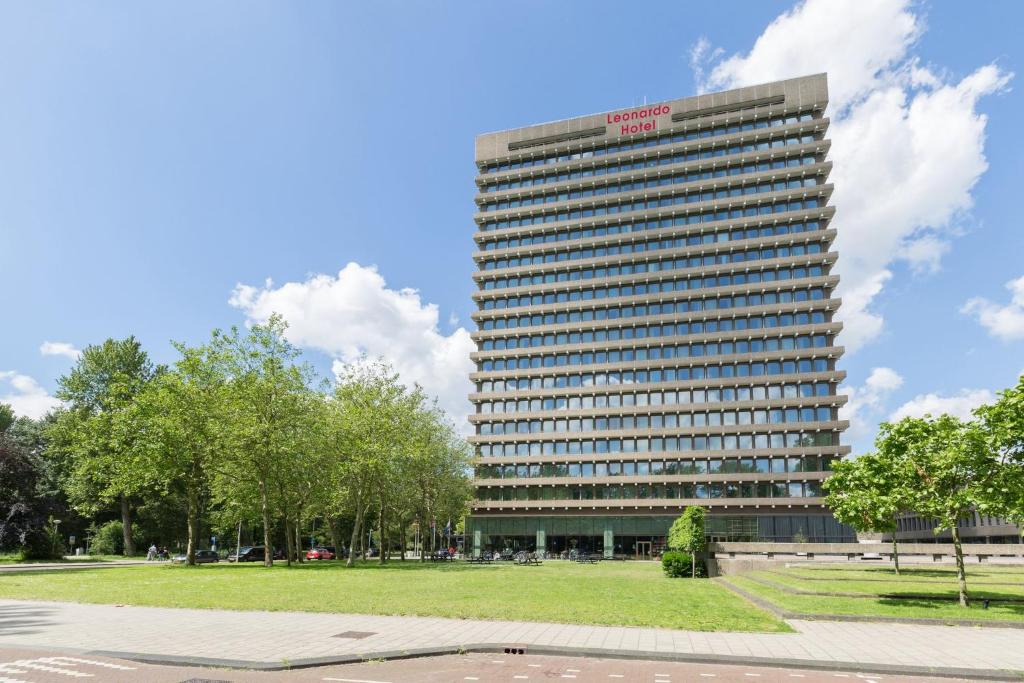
[465,556,492,564]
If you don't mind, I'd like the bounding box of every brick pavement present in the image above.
[0,599,1021,677]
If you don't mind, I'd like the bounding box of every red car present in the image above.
[305,546,336,560]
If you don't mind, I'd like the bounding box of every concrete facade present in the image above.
[467,74,853,557]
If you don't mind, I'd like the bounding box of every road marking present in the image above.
[561,677,576,680]
[699,675,717,679]
[609,676,625,679]
[491,660,505,664]
[0,677,29,683]
[6,660,92,677]
[567,669,581,673]
[50,657,136,671]
[528,664,542,668]
[514,677,529,680]
[745,675,762,678]
[323,678,394,683]
[464,678,480,681]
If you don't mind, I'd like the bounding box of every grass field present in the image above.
[0,559,788,632]
[725,564,1024,623]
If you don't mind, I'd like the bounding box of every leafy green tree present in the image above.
[974,374,1024,531]
[134,340,230,565]
[210,316,315,567]
[877,415,1000,607]
[668,506,706,578]
[50,337,160,556]
[0,404,14,433]
[824,451,914,574]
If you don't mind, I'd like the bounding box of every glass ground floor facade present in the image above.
[466,513,855,558]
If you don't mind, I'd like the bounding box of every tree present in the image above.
[134,340,229,565]
[877,415,999,607]
[824,451,914,574]
[974,374,1024,531]
[50,337,160,556]
[0,404,14,433]
[668,506,706,578]
[211,316,315,567]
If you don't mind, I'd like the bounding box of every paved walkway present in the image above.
[0,599,1021,677]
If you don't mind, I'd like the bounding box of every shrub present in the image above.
[19,526,65,561]
[662,550,707,578]
[89,520,143,556]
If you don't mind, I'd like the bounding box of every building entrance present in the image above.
[635,541,652,560]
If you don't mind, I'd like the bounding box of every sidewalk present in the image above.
[0,598,1021,678]
[0,561,154,573]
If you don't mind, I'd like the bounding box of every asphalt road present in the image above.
[0,648,974,683]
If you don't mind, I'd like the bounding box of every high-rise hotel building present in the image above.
[467,74,853,558]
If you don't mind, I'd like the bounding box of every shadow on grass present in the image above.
[875,596,1024,616]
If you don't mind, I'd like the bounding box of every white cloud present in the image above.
[692,0,1012,352]
[961,275,1024,342]
[840,366,904,446]
[229,262,476,429]
[889,388,995,421]
[0,371,62,420]
[39,341,82,360]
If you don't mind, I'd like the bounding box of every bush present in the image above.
[89,520,143,556]
[661,550,706,578]
[19,527,65,561]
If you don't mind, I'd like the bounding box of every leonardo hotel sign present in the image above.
[607,104,671,135]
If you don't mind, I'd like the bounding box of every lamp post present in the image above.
[52,519,62,558]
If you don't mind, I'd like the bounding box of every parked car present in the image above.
[171,549,219,565]
[227,546,266,562]
[305,546,336,560]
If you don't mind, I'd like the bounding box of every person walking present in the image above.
[146,543,157,561]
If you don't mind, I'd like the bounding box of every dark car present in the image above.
[171,549,219,564]
[227,546,267,562]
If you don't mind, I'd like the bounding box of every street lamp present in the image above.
[52,519,62,558]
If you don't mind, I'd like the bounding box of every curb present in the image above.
[716,576,1024,630]
[83,643,1024,681]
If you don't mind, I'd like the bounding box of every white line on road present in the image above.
[6,661,91,677]
[50,657,136,671]
[608,676,625,679]
[513,676,528,680]
[699,675,717,679]
[0,677,28,683]
[322,678,394,683]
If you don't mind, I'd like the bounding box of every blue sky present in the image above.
[1,1,1022,452]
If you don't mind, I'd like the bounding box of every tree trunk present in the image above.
[294,517,303,563]
[120,495,135,556]
[419,515,427,563]
[892,535,901,576]
[346,503,363,568]
[328,517,342,562]
[186,487,200,566]
[951,523,969,607]
[400,518,407,561]
[258,479,273,567]
[378,501,386,565]
[691,552,696,579]
[284,517,295,567]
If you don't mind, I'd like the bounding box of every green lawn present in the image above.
[725,566,1024,624]
[0,560,788,632]
[761,568,1024,599]
[784,564,1024,583]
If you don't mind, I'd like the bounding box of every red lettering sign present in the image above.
[607,103,671,136]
